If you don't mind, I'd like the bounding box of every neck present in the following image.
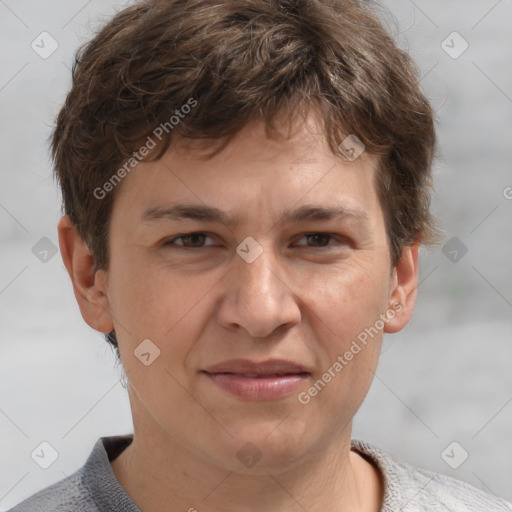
[110,419,383,512]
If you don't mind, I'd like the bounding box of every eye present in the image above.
[163,231,348,250]
[164,232,216,248]
[293,232,346,248]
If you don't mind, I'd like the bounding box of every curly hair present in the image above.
[51,0,437,350]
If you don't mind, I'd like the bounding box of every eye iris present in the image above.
[307,233,330,247]
[183,233,205,247]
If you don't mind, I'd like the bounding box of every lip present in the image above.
[203,358,309,375]
[201,358,311,401]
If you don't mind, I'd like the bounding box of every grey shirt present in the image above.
[8,434,512,511]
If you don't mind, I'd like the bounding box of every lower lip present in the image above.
[203,372,309,401]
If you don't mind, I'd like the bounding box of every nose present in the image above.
[217,243,302,339]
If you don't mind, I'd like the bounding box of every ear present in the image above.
[57,215,114,333]
[383,244,419,334]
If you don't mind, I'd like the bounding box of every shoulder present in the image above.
[7,470,97,512]
[351,439,512,512]
[7,435,135,512]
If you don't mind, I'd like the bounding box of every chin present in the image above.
[206,422,318,475]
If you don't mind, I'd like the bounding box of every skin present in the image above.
[58,107,419,512]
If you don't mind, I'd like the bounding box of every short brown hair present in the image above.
[52,0,437,349]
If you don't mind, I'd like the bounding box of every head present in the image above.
[55,0,436,473]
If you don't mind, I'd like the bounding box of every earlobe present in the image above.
[57,215,114,333]
[383,244,419,334]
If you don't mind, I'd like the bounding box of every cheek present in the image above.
[299,261,389,403]
[108,253,189,328]
[108,260,226,375]
[303,258,391,340]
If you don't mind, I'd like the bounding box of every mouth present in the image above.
[201,359,311,401]
[211,373,308,378]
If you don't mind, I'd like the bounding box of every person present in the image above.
[9,0,512,510]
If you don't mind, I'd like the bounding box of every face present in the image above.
[65,108,417,474]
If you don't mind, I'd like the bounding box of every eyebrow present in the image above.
[141,202,368,229]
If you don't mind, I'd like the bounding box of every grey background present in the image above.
[0,0,511,508]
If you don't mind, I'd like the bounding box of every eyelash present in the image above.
[163,232,347,250]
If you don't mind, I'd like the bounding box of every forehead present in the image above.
[111,110,382,231]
